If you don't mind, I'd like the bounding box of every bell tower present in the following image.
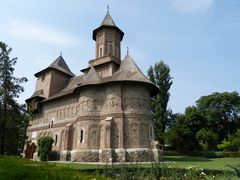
[93,9,124,60]
[81,9,124,78]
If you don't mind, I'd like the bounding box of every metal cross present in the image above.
[107,5,110,13]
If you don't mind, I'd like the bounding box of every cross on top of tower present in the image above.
[107,5,110,13]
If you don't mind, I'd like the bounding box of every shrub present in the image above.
[37,136,54,161]
[218,129,240,151]
[49,150,60,161]
[164,150,224,158]
[187,151,224,158]
[223,151,240,157]
[163,151,182,156]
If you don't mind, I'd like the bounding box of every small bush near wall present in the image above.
[49,151,60,161]
[164,151,225,158]
[37,136,54,161]
[223,151,240,157]
[187,151,224,158]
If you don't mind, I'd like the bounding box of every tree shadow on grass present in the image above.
[163,156,212,162]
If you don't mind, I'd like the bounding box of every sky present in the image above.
[0,0,240,113]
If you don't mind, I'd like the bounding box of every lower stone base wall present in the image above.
[58,148,161,162]
[125,148,154,162]
[70,150,99,162]
[60,150,71,161]
[30,148,161,162]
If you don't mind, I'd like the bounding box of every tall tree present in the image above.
[147,60,173,148]
[196,91,240,142]
[166,107,205,152]
[0,42,27,155]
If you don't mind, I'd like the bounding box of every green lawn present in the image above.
[0,156,109,180]
[163,156,240,171]
[1,155,240,179]
[54,162,104,169]
[53,155,240,172]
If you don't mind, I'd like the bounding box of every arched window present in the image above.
[99,46,103,57]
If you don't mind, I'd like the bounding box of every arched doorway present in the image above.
[25,143,36,159]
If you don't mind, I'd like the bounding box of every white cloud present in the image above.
[170,0,214,14]
[9,21,77,46]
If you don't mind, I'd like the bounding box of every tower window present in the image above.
[115,47,119,58]
[80,130,84,143]
[99,47,103,57]
[107,42,112,55]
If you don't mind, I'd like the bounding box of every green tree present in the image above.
[196,92,240,143]
[166,107,204,152]
[0,42,27,155]
[37,136,54,161]
[166,114,193,152]
[196,129,219,150]
[218,129,240,151]
[147,60,173,148]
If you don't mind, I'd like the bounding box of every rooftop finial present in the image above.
[127,46,129,55]
[107,5,110,14]
[60,51,62,56]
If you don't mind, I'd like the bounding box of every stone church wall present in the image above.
[27,82,158,162]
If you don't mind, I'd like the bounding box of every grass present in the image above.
[53,156,240,171]
[0,156,109,180]
[163,155,240,171]
[1,155,240,179]
[54,162,104,170]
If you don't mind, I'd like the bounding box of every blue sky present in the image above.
[1,0,240,113]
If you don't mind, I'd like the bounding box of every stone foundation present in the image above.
[60,150,71,161]
[70,150,100,162]
[58,148,160,162]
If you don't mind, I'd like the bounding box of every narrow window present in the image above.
[55,135,58,145]
[99,47,103,57]
[80,130,84,143]
[115,47,119,58]
[149,126,154,140]
[107,42,112,55]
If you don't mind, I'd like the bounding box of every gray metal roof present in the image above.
[101,12,116,26]
[111,54,154,85]
[92,12,124,41]
[43,54,158,102]
[26,89,45,102]
[81,66,101,85]
[34,56,75,77]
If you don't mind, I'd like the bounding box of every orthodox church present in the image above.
[25,11,160,162]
